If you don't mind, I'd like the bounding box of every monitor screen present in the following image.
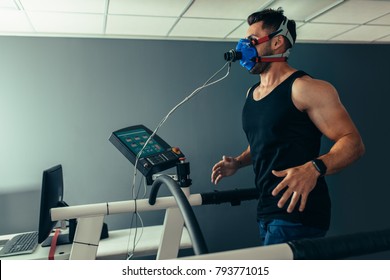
[38,165,72,246]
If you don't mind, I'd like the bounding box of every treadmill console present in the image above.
[109,125,185,184]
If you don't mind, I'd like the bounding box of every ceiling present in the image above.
[0,0,389,43]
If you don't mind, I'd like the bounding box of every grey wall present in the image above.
[0,36,389,258]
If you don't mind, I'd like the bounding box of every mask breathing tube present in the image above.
[224,16,294,71]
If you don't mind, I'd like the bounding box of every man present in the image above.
[211,8,365,246]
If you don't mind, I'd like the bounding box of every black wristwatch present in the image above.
[311,159,327,177]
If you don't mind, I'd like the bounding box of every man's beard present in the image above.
[249,61,271,75]
[249,43,273,75]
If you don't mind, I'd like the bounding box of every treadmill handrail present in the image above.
[149,175,208,255]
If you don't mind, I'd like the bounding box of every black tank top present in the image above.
[242,70,331,229]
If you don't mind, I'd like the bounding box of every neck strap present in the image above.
[253,49,291,63]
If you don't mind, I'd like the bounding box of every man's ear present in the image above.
[272,35,287,52]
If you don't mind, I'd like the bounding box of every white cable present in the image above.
[126,175,146,259]
[127,61,231,258]
[133,61,231,190]
[126,212,144,260]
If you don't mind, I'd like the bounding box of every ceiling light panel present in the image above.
[266,0,343,21]
[0,10,33,32]
[313,0,390,24]
[296,22,357,41]
[106,15,177,36]
[20,0,106,13]
[330,25,390,42]
[183,0,272,19]
[169,18,242,39]
[27,12,104,34]
[109,0,192,17]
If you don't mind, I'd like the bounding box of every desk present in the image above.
[0,225,192,260]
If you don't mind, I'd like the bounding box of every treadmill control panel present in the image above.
[109,125,184,184]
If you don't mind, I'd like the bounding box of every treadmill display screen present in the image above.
[114,128,164,158]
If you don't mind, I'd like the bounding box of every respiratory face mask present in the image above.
[224,16,294,72]
[235,38,258,71]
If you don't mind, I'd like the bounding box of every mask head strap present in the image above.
[269,16,294,47]
[250,16,294,48]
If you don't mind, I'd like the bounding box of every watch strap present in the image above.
[312,159,327,176]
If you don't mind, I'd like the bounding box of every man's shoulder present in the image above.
[294,75,335,94]
[292,75,338,110]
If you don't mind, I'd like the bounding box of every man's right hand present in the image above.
[211,156,240,185]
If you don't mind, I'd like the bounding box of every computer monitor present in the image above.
[38,164,73,246]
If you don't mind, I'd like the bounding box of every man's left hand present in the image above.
[271,161,320,213]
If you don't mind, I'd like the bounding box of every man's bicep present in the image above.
[309,97,359,142]
[305,83,359,142]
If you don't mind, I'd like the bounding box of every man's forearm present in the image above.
[319,132,365,175]
[235,146,252,168]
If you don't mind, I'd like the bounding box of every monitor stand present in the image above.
[41,218,76,247]
[41,233,72,247]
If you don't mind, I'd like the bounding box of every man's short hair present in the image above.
[247,8,296,49]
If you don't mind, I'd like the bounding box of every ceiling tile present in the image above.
[296,22,357,41]
[313,0,390,24]
[27,12,104,34]
[183,0,271,19]
[106,15,177,36]
[0,10,33,32]
[0,0,388,43]
[330,25,390,42]
[227,20,305,40]
[20,0,106,13]
[226,22,248,39]
[169,18,242,39]
[295,21,306,29]
[0,0,19,9]
[368,13,390,25]
[376,34,390,43]
[267,0,343,21]
[109,0,192,17]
